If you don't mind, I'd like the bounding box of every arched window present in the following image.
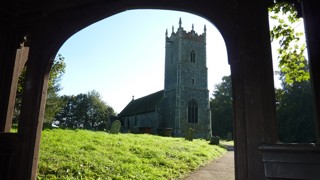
[190,50,196,63]
[188,100,198,123]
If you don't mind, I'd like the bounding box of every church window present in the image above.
[188,100,198,123]
[190,50,196,63]
[192,78,195,85]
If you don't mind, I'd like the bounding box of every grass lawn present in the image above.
[37,129,226,179]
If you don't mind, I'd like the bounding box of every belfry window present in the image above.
[188,99,198,123]
[190,50,196,63]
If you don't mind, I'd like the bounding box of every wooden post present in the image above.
[10,35,50,179]
[229,0,277,179]
[0,25,20,132]
[5,43,30,131]
[301,0,320,143]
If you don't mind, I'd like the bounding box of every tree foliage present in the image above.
[269,3,316,142]
[44,54,66,126]
[276,81,316,143]
[269,3,309,84]
[210,76,316,143]
[55,90,115,130]
[210,76,233,139]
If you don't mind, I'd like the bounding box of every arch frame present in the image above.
[0,0,287,179]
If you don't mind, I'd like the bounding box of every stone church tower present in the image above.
[119,18,211,138]
[161,18,211,138]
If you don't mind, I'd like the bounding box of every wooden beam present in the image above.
[301,0,320,144]
[5,43,30,132]
[0,23,20,132]
[0,133,18,179]
[11,34,49,179]
[230,0,277,179]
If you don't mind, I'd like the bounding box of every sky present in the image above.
[57,9,305,113]
[57,9,230,113]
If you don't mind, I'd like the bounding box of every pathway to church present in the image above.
[184,145,235,180]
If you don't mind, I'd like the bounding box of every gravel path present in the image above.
[184,146,235,180]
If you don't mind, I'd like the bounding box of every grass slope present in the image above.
[38,129,226,179]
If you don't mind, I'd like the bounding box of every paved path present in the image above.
[184,146,235,180]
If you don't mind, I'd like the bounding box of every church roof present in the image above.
[118,90,164,117]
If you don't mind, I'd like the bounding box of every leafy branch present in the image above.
[269,3,309,84]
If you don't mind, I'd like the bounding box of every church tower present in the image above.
[162,18,211,138]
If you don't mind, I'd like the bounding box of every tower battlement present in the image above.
[165,18,206,43]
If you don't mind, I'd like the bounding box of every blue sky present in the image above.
[57,10,229,113]
[57,9,305,113]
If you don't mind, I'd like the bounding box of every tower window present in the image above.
[190,50,196,63]
[188,100,198,123]
[192,78,195,85]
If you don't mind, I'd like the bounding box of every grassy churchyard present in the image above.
[37,129,226,179]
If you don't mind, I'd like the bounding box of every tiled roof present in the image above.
[118,90,164,117]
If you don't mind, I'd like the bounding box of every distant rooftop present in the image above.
[118,90,164,117]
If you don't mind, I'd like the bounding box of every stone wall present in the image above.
[123,111,159,134]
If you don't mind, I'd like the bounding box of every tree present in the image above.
[269,3,316,142]
[210,76,233,139]
[55,90,115,130]
[44,54,66,127]
[269,3,309,84]
[276,81,316,143]
[54,95,77,128]
[14,54,66,127]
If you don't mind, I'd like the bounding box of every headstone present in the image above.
[227,132,233,141]
[110,120,121,134]
[210,136,220,145]
[163,128,172,137]
[185,128,194,141]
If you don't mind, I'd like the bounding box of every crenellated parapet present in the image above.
[165,18,206,43]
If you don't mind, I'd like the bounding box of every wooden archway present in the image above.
[0,0,319,179]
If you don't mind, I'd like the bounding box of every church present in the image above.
[118,19,211,138]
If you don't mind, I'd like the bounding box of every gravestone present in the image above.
[227,132,232,141]
[185,128,194,141]
[163,128,173,137]
[210,136,220,145]
[110,120,121,134]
